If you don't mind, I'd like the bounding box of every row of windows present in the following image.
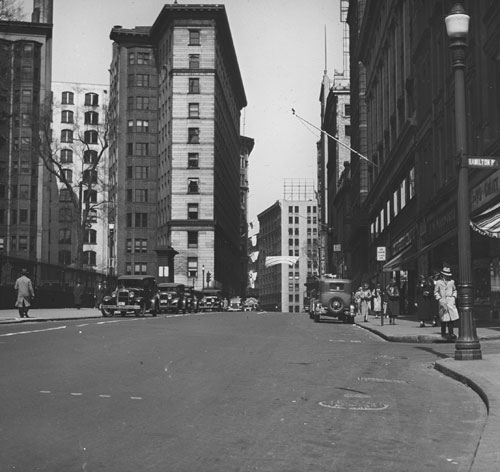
[128,74,151,87]
[288,206,317,214]
[126,189,149,203]
[288,216,317,225]
[58,229,97,245]
[0,184,35,199]
[60,129,100,144]
[61,110,99,125]
[61,91,100,106]
[58,250,96,266]
[8,234,33,252]
[128,52,151,65]
[288,227,318,236]
[0,208,34,224]
[370,167,415,240]
[60,149,99,164]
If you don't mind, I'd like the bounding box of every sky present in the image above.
[21,0,345,222]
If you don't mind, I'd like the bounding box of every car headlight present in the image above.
[129,291,135,298]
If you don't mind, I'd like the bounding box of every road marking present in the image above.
[99,394,111,398]
[70,392,83,396]
[130,396,143,400]
[319,400,389,410]
[40,390,51,394]
[0,326,66,337]
[358,377,408,384]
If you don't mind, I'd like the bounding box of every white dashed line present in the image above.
[70,392,83,396]
[99,394,111,398]
[0,326,66,337]
[130,396,143,400]
[40,390,51,394]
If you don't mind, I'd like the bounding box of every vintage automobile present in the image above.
[158,282,187,314]
[199,289,222,312]
[305,275,355,324]
[101,275,160,317]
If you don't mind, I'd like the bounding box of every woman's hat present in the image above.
[441,266,452,277]
[363,283,369,289]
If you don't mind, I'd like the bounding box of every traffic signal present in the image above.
[206,271,211,284]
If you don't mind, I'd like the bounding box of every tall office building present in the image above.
[0,0,52,263]
[257,181,318,312]
[108,4,247,294]
[49,82,109,272]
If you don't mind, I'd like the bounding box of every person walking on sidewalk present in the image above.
[94,282,104,309]
[360,283,372,322]
[434,264,459,340]
[73,281,84,310]
[415,274,433,327]
[14,268,35,318]
[372,282,383,319]
[385,278,400,325]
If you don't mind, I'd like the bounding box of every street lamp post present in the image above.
[202,265,205,291]
[445,2,482,360]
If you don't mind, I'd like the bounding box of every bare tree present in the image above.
[36,98,110,270]
[0,0,25,21]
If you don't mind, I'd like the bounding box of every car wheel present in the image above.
[313,312,320,323]
[135,304,146,317]
[101,307,114,317]
[151,303,158,317]
[120,311,127,317]
[328,297,346,315]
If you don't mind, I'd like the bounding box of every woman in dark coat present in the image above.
[385,278,400,325]
[415,275,433,327]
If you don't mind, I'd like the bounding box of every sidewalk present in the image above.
[1,308,500,470]
[355,314,500,472]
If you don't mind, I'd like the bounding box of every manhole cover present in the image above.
[319,400,389,411]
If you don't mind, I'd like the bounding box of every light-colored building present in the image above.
[257,181,318,312]
[49,82,109,273]
[108,4,247,294]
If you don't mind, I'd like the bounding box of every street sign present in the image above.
[376,246,386,261]
[333,244,341,252]
[467,156,500,169]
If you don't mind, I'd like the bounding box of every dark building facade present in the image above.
[109,5,247,294]
[0,2,52,264]
[347,0,500,319]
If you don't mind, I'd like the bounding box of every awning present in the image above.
[471,201,500,238]
[382,246,415,272]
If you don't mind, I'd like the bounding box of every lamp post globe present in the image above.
[445,1,482,360]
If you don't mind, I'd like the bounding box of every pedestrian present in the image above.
[385,278,400,324]
[94,282,104,309]
[415,274,433,327]
[354,286,363,316]
[73,281,84,309]
[428,271,440,327]
[360,283,372,322]
[14,268,35,318]
[372,282,383,319]
[434,264,459,340]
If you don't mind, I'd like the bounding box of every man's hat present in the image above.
[441,266,452,277]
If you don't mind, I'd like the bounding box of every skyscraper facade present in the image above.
[109,5,247,294]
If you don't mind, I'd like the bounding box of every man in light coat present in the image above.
[434,264,459,340]
[14,268,35,318]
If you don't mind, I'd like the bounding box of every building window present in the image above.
[84,130,98,144]
[59,189,71,202]
[188,203,199,220]
[60,149,73,163]
[135,166,149,179]
[126,189,132,202]
[83,189,97,203]
[137,52,150,64]
[83,150,98,164]
[128,52,135,64]
[134,263,147,275]
[19,209,27,223]
[62,169,73,183]
[189,29,201,46]
[135,238,147,253]
[135,189,148,202]
[84,229,97,244]
[83,250,96,266]
[136,119,149,132]
[126,238,132,253]
[187,231,198,248]
[188,178,199,193]
[136,74,149,87]
[59,228,71,244]
[59,250,71,266]
[344,103,351,116]
[84,92,99,106]
[61,91,74,105]
[59,207,72,222]
[61,110,73,123]
[188,257,198,278]
[136,143,149,155]
[84,111,99,125]
[188,78,200,94]
[189,54,200,69]
[135,96,150,110]
[83,169,97,185]
[188,127,199,144]
[188,103,199,118]
[126,263,132,275]
[61,129,73,143]
[188,153,199,168]
[135,213,148,227]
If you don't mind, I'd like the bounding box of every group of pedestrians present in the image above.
[354,263,459,338]
[354,279,401,325]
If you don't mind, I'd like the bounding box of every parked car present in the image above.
[227,296,243,312]
[306,276,355,323]
[199,289,222,312]
[158,282,187,314]
[101,275,160,317]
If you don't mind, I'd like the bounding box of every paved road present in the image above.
[0,312,485,471]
